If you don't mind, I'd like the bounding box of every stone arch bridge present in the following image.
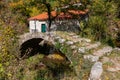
[19,32,58,58]
[19,32,56,46]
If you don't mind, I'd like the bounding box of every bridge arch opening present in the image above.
[20,37,60,59]
[20,38,44,59]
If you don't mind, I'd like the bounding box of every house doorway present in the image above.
[41,24,46,32]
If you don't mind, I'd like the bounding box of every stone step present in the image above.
[86,42,101,50]
[84,55,99,62]
[93,46,113,57]
[77,42,101,53]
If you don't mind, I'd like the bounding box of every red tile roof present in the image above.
[28,11,57,20]
[68,9,89,15]
[28,9,88,20]
[57,12,72,19]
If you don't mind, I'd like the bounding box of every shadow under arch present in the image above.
[20,38,57,59]
[20,38,48,59]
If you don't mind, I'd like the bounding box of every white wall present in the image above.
[29,20,47,33]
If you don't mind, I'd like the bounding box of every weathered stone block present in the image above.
[89,62,103,80]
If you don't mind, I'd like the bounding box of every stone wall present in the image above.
[51,20,81,33]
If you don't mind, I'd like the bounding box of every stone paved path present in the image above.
[19,31,120,80]
[54,31,120,79]
[93,46,113,57]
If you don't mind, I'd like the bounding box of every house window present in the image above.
[41,24,46,32]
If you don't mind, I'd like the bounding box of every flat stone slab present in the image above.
[66,41,74,45]
[72,35,79,39]
[101,57,110,64]
[84,55,99,62]
[107,67,120,72]
[107,57,120,72]
[80,38,91,43]
[68,33,75,36]
[54,36,61,40]
[83,38,91,43]
[78,47,86,53]
[59,39,66,43]
[93,46,113,57]
[86,42,101,50]
[70,45,77,49]
[114,47,120,51]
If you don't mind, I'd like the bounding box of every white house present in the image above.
[28,9,88,33]
[29,20,47,33]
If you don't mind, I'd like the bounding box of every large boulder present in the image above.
[89,62,103,80]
